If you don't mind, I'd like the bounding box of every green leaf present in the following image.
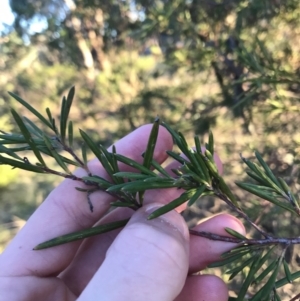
[187,185,206,206]
[179,163,209,185]
[226,256,256,280]
[110,201,137,208]
[43,135,70,174]
[194,135,202,155]
[162,122,189,155]
[193,152,211,183]
[255,151,281,187]
[68,121,73,147]
[119,178,177,192]
[149,158,172,178]
[80,129,103,162]
[225,227,247,240]
[82,176,112,189]
[34,218,129,249]
[236,182,296,213]
[8,91,52,128]
[23,117,44,137]
[113,172,151,180]
[283,259,292,283]
[81,143,88,165]
[208,249,251,268]
[278,177,299,208]
[236,252,263,301]
[11,109,46,167]
[0,155,45,173]
[246,171,270,187]
[147,189,197,220]
[251,257,282,301]
[252,260,277,285]
[276,270,300,288]
[166,150,189,165]
[115,154,157,176]
[60,87,75,143]
[204,149,219,177]
[207,130,214,155]
[143,116,160,170]
[218,177,240,208]
[110,146,124,184]
[0,144,22,160]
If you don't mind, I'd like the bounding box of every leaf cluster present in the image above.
[1,88,300,300]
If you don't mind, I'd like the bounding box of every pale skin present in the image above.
[0,125,245,301]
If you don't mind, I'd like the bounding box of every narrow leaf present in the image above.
[8,92,52,128]
[225,227,247,240]
[80,130,103,162]
[219,177,240,208]
[43,135,70,173]
[150,158,172,178]
[113,172,151,180]
[236,182,295,213]
[283,259,292,283]
[11,109,46,167]
[81,143,88,165]
[23,117,44,137]
[0,155,44,173]
[0,144,22,160]
[120,179,177,192]
[34,218,129,249]
[208,250,251,268]
[255,151,281,187]
[187,185,206,206]
[252,260,277,285]
[208,130,214,155]
[251,257,282,301]
[147,189,197,220]
[246,171,270,186]
[82,176,112,189]
[166,150,189,165]
[68,121,73,147]
[226,256,256,280]
[115,154,157,176]
[236,252,263,301]
[143,116,159,170]
[276,271,300,288]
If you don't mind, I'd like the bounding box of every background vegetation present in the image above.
[1,0,300,299]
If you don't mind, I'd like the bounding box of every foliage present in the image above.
[1,0,300,300]
[1,89,300,300]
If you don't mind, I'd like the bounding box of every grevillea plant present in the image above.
[1,87,300,301]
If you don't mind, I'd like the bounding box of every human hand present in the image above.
[0,125,245,301]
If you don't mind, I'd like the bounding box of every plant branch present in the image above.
[189,229,300,246]
[214,190,272,239]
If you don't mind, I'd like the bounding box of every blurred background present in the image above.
[1,0,300,298]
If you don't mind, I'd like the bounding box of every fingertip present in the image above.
[174,275,228,301]
[189,214,246,272]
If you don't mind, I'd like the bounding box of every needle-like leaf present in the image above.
[8,92,52,128]
[34,218,129,249]
[147,189,197,219]
[11,109,46,167]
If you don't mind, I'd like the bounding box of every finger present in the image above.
[0,124,173,278]
[77,203,189,301]
[174,275,228,301]
[60,207,135,295]
[189,213,246,273]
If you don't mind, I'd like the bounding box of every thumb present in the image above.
[78,203,190,301]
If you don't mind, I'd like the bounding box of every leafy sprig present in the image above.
[1,87,300,301]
